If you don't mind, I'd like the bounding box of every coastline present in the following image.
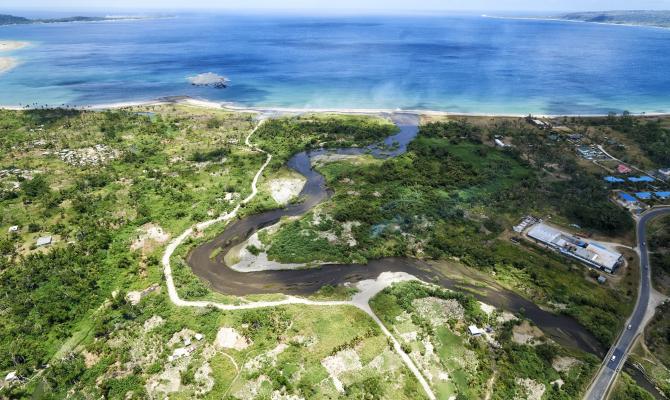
[2,96,665,119]
[0,96,670,118]
[1,96,669,118]
[482,14,670,31]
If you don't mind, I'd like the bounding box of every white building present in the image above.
[35,236,52,247]
[527,223,623,273]
[468,325,485,336]
[494,138,508,148]
[8,225,19,234]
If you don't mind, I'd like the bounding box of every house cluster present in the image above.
[526,223,623,273]
[513,215,540,233]
[576,145,608,160]
[657,168,670,181]
[167,333,205,362]
[526,117,552,130]
[54,144,118,167]
[605,168,670,209]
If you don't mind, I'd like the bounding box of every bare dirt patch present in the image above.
[512,321,544,346]
[412,297,465,327]
[515,378,546,400]
[215,327,251,350]
[321,348,363,393]
[552,356,581,372]
[131,223,170,253]
[268,176,306,205]
[226,219,310,272]
[143,315,165,332]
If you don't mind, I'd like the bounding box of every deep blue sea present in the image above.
[1,14,670,114]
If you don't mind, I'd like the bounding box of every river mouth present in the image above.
[187,113,606,357]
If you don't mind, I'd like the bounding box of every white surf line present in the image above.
[160,117,437,400]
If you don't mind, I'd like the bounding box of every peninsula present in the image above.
[0,13,149,26]
[549,10,670,29]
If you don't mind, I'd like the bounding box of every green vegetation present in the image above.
[557,10,670,29]
[261,118,635,345]
[371,281,598,399]
[610,373,655,400]
[0,14,141,25]
[0,108,426,398]
[3,283,423,399]
[587,112,670,167]
[254,114,397,165]
[633,214,670,397]
[1,107,657,398]
[0,106,260,381]
[648,215,670,295]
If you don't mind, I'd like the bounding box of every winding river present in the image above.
[187,113,608,358]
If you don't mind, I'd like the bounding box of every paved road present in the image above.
[585,207,670,400]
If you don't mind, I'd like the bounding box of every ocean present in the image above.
[1,13,669,115]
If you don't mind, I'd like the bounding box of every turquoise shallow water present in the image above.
[1,14,669,114]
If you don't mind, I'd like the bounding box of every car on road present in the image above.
[628,324,632,330]
[611,355,617,362]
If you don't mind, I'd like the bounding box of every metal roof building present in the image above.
[604,176,625,183]
[527,223,623,273]
[36,236,52,247]
[629,176,654,183]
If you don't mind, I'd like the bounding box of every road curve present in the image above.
[160,116,437,400]
[585,206,670,400]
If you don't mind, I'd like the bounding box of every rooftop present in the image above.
[527,223,622,271]
[36,236,52,247]
[629,176,654,183]
[604,176,625,183]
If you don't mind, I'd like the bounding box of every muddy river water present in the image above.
[188,114,613,359]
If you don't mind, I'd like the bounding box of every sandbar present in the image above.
[0,41,29,52]
[0,57,18,74]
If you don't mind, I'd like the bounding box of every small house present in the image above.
[36,236,52,247]
[597,276,607,284]
[468,325,485,336]
[617,164,632,174]
[494,138,508,148]
[4,371,18,382]
[8,225,19,234]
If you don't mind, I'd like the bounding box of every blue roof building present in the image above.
[629,176,654,183]
[636,192,652,200]
[604,176,625,183]
[618,192,637,203]
[656,191,670,199]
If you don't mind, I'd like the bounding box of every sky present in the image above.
[3,0,670,13]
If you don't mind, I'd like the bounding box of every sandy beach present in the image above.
[1,96,669,118]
